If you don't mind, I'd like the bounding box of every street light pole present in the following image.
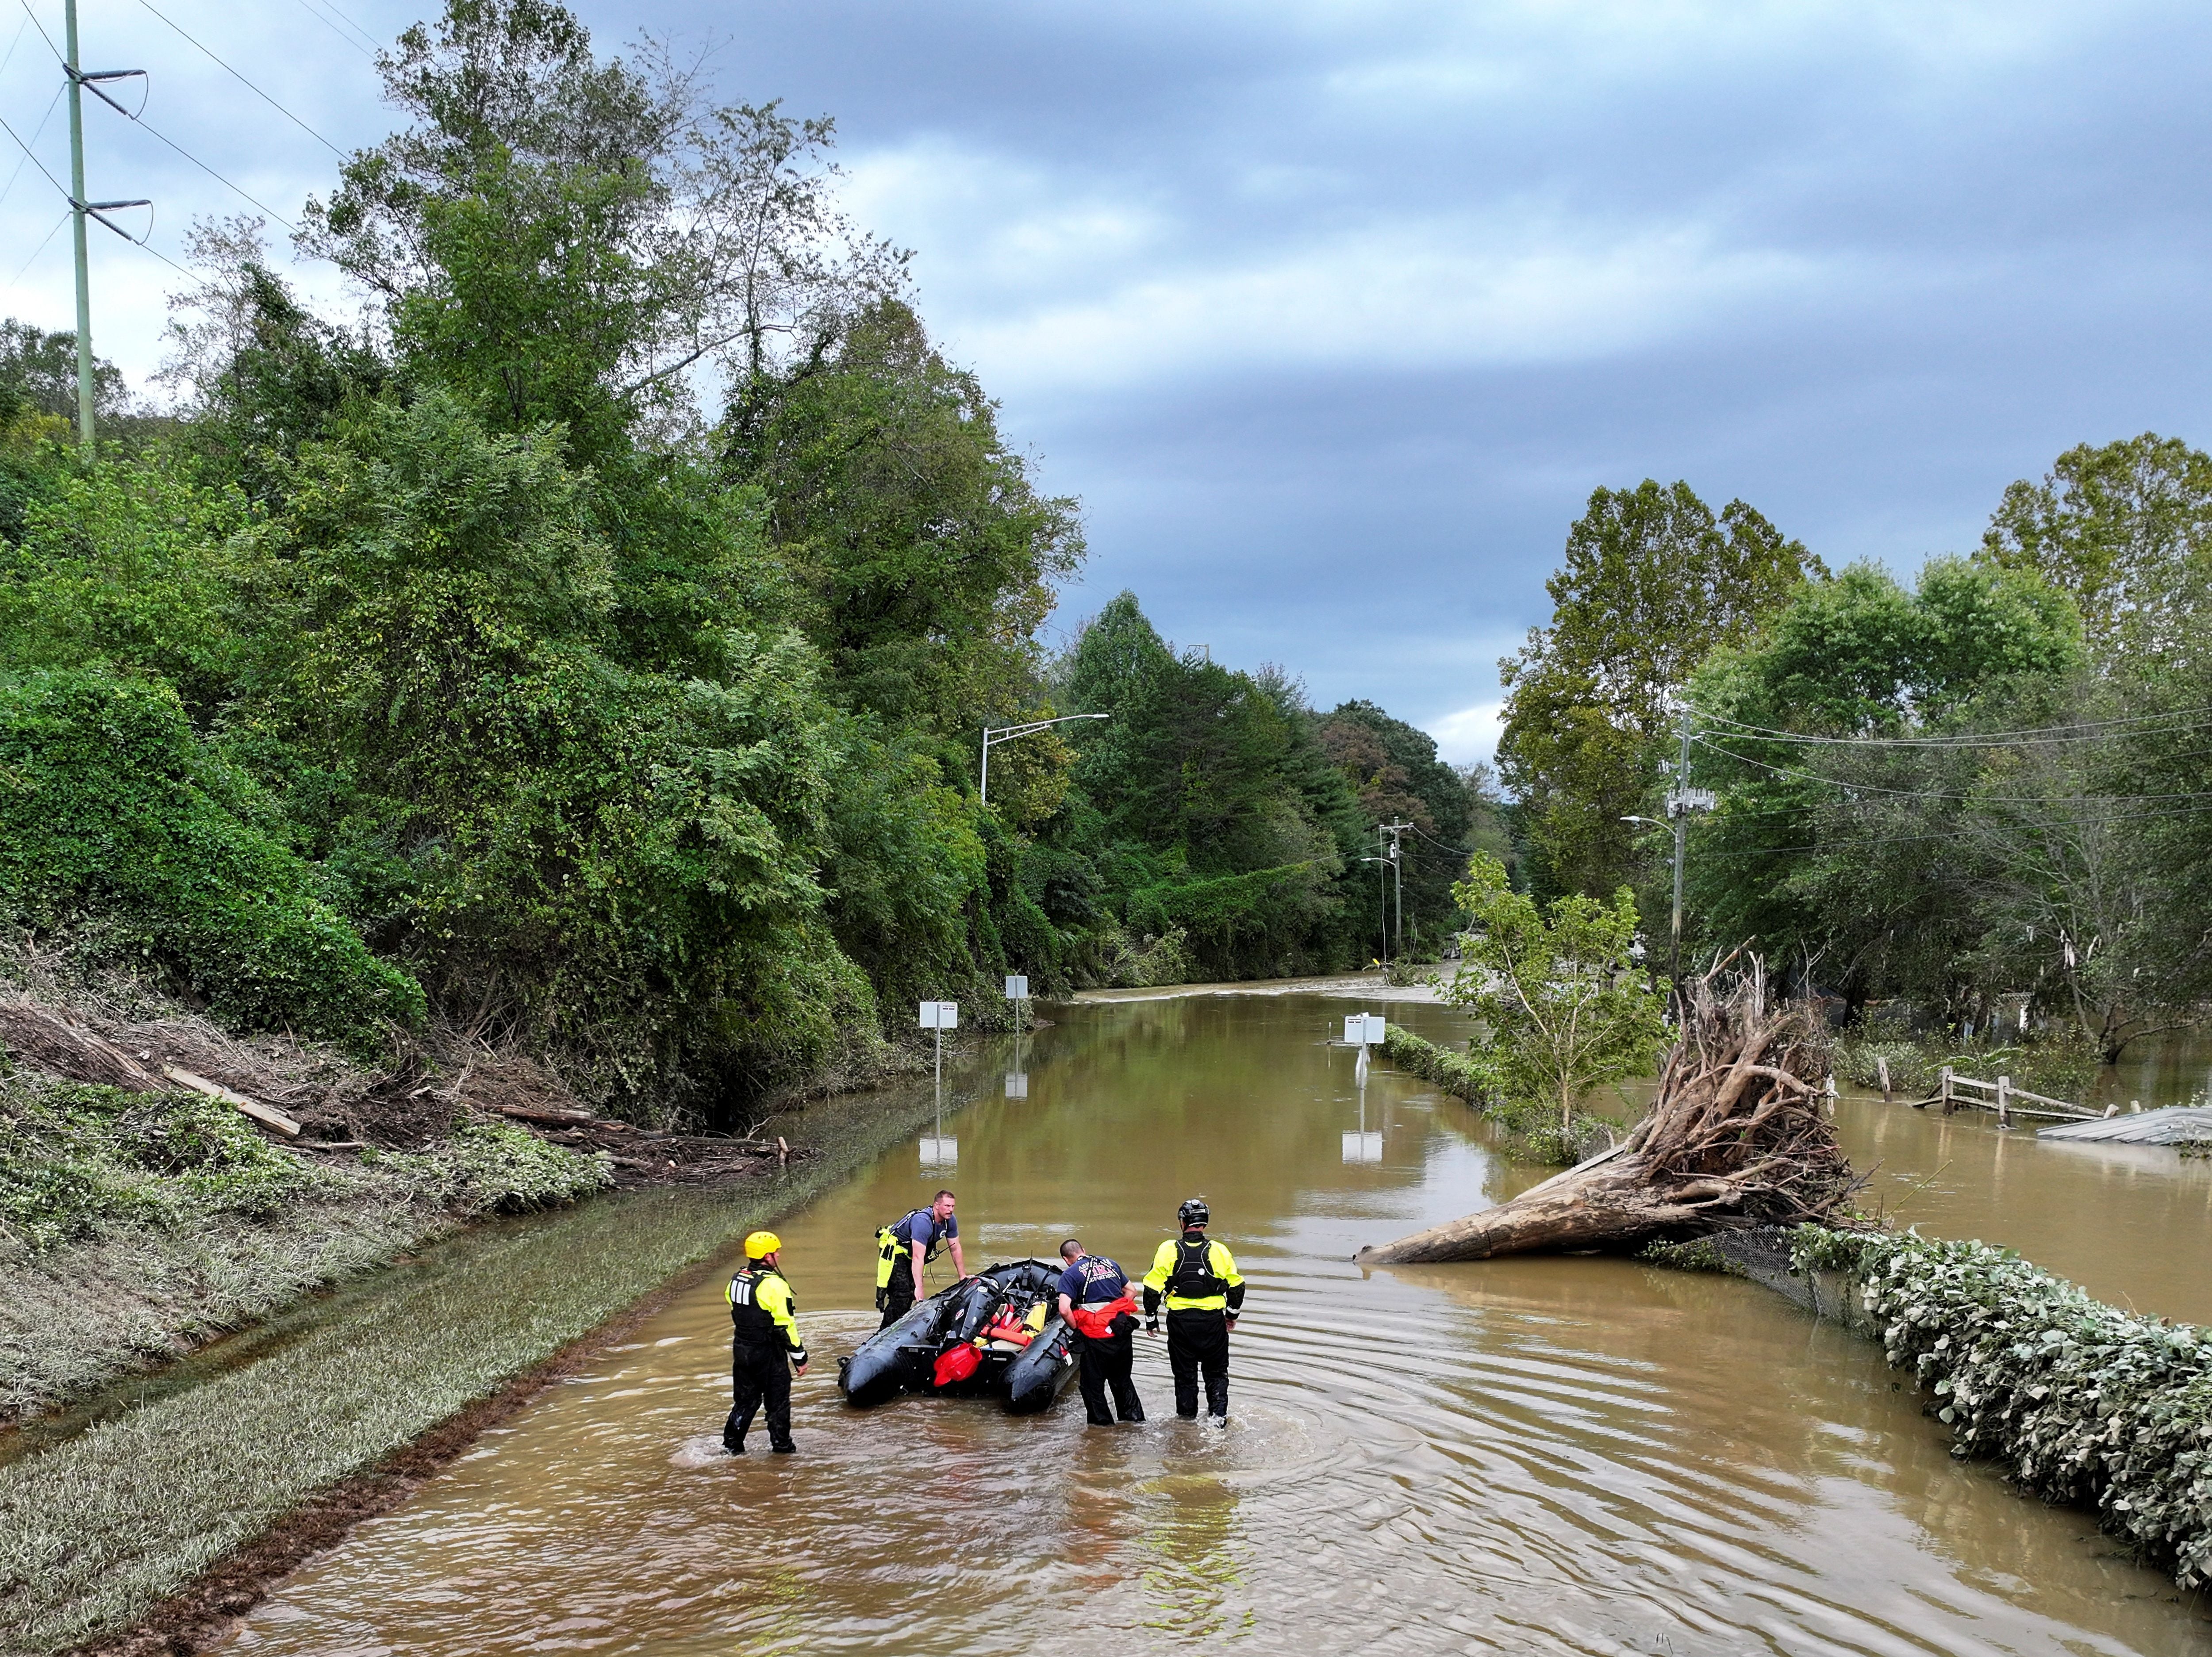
[979,713,1110,806]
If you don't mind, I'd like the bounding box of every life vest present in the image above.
[727,1263,799,1356]
[1166,1235,1227,1299]
[1068,1293,1137,1340]
[875,1209,945,1286]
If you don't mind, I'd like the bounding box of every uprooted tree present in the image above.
[1359,960,1860,1263]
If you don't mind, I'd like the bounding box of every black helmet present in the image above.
[1177,1197,1210,1229]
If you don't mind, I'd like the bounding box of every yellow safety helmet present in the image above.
[744,1230,782,1259]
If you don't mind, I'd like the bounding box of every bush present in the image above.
[1796,1224,2212,1588]
[380,1119,611,1215]
[0,671,423,1047]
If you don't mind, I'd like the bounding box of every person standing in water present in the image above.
[1142,1198,1245,1425]
[876,1189,968,1328]
[1056,1238,1144,1427]
[725,1231,807,1455]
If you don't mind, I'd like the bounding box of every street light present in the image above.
[979,713,1110,806]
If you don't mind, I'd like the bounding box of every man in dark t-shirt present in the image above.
[878,1189,967,1328]
[1055,1238,1144,1427]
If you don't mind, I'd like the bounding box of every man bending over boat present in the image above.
[876,1190,968,1328]
[1142,1198,1245,1425]
[725,1231,807,1455]
[1056,1238,1145,1427]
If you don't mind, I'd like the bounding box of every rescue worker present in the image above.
[723,1230,807,1455]
[875,1189,968,1329]
[1055,1237,1144,1427]
[1141,1197,1245,1425]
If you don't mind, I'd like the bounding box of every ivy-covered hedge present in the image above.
[1795,1225,2212,1587]
[0,671,423,1048]
[1381,1024,1614,1164]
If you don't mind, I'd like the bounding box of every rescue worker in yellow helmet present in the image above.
[724,1230,806,1455]
[1141,1197,1245,1425]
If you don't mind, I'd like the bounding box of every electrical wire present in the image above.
[126,109,296,228]
[1701,707,2212,749]
[12,0,299,230]
[287,0,379,59]
[1692,733,2212,809]
[0,103,190,274]
[129,0,346,156]
[8,202,68,279]
[0,10,27,79]
[1688,794,2212,861]
[0,80,61,209]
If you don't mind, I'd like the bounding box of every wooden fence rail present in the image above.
[1912,1066,2101,1126]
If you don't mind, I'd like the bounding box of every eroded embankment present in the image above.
[1684,1225,2212,1591]
[0,1075,961,1657]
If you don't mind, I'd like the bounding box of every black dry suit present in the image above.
[1142,1230,1246,1421]
[724,1262,806,1454]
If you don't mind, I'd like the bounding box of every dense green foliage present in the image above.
[1795,1225,2212,1589]
[1497,480,1821,900]
[0,0,1466,1119]
[1442,852,1666,1135]
[1509,432,2212,1060]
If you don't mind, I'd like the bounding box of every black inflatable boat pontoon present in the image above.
[838,1258,1078,1413]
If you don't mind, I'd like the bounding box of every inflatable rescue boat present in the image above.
[838,1258,1078,1413]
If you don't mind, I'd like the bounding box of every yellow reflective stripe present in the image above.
[756,1274,799,1336]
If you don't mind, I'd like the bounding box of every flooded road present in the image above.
[224,994,2212,1655]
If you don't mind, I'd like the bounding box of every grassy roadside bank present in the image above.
[0,1071,964,1657]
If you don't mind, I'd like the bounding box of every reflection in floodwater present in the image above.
[222,994,2212,1655]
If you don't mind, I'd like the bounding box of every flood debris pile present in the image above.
[1360,964,1860,1263]
[0,978,796,1426]
[1794,1226,2212,1589]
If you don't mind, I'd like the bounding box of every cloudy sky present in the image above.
[5,1,2208,761]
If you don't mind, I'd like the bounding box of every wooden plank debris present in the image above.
[162,1064,301,1137]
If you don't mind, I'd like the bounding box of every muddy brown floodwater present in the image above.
[221,994,2212,1655]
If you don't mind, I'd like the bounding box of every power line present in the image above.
[1701,707,2212,750]
[287,0,378,58]
[1694,734,2212,809]
[0,100,188,276]
[0,10,27,77]
[1690,795,2212,862]
[9,203,69,279]
[128,0,346,156]
[14,0,298,229]
[127,108,296,228]
[0,81,61,209]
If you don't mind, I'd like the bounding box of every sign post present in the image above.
[918,1000,959,1167]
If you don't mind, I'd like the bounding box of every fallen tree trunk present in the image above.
[1357,961,1859,1264]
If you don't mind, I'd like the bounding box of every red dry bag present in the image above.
[932,1342,983,1387]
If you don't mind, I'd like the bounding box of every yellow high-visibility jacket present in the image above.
[1142,1235,1245,1313]
[728,1265,807,1364]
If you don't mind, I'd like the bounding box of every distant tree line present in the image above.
[0,0,1495,1121]
[1497,435,2212,1061]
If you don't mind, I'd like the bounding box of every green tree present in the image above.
[1980,433,2212,650]
[1314,698,1479,956]
[724,301,1083,733]
[1498,480,1821,899]
[1685,558,2087,1017]
[300,0,903,467]
[1444,851,1666,1136]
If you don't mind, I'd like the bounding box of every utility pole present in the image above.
[1668,709,1691,1000]
[59,0,147,454]
[1380,821,1413,962]
[65,0,93,452]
